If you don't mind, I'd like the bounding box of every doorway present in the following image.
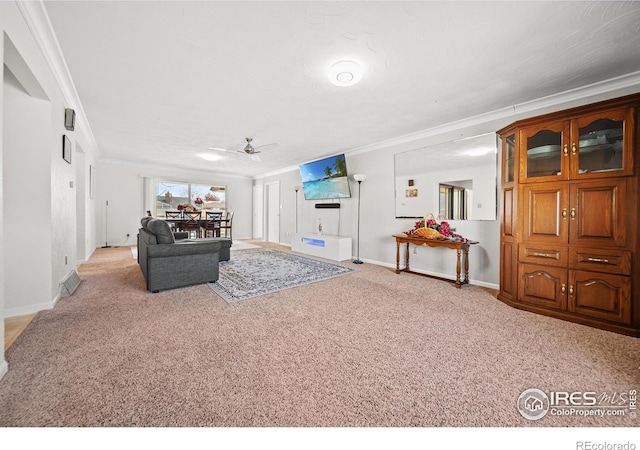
[265,181,280,243]
[252,184,263,239]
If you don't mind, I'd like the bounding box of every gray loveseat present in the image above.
[138,217,232,292]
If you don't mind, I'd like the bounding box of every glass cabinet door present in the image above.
[519,121,570,182]
[571,108,634,178]
[503,133,515,183]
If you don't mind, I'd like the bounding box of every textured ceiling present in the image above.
[44,1,640,178]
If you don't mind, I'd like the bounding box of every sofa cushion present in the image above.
[141,216,154,230]
[146,218,175,244]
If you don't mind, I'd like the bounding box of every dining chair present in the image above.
[218,211,234,241]
[203,211,223,238]
[165,210,182,231]
[182,210,202,238]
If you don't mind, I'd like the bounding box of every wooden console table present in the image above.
[393,234,479,288]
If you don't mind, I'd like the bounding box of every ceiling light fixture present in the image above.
[328,60,362,87]
[201,153,222,162]
[466,147,493,157]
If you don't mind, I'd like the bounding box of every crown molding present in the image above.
[255,71,640,180]
[345,71,640,158]
[100,157,253,181]
[16,0,101,158]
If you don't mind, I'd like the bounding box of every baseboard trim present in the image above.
[363,258,499,290]
[4,298,56,318]
[0,359,8,381]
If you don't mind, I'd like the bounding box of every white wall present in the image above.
[3,66,53,313]
[0,16,6,380]
[1,1,99,378]
[253,80,640,288]
[97,159,254,245]
[255,137,502,287]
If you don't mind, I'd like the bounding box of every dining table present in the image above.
[163,211,230,237]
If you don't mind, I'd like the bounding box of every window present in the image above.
[439,183,471,220]
[155,181,226,216]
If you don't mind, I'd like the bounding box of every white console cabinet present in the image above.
[291,234,352,261]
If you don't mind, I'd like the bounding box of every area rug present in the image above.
[208,248,355,303]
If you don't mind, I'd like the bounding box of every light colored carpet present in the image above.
[208,249,355,303]
[0,246,638,427]
[230,240,261,251]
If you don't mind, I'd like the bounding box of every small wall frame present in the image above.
[62,135,72,164]
[64,108,75,131]
[89,164,96,199]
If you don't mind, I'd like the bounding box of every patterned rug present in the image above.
[208,249,355,303]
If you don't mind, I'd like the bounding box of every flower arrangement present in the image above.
[177,203,196,212]
[194,197,203,205]
[405,213,467,241]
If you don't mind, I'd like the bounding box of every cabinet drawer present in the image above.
[568,271,631,325]
[570,248,631,275]
[518,264,567,311]
[519,244,568,267]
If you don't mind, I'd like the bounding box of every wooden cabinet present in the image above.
[519,106,634,183]
[498,93,640,336]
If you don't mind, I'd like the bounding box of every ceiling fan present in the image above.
[208,137,277,162]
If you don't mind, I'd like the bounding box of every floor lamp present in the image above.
[352,173,366,264]
[294,185,301,234]
[102,200,111,248]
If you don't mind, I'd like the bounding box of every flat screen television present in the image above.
[299,154,351,200]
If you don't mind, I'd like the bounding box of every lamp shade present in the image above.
[353,173,366,182]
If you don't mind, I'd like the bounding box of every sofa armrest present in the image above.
[147,240,222,258]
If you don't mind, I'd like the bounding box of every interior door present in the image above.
[266,181,280,243]
[252,184,263,239]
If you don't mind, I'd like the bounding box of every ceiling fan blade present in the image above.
[254,142,278,150]
[250,153,261,162]
[208,147,229,152]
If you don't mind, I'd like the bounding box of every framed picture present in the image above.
[405,189,418,197]
[62,135,72,164]
[408,179,414,186]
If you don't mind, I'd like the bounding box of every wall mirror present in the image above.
[394,133,498,220]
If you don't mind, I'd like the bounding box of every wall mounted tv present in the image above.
[299,154,351,200]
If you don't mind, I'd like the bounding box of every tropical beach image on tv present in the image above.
[299,154,351,200]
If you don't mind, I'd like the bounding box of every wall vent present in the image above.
[60,270,81,297]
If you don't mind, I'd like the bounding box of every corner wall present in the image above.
[3,65,53,314]
[1,1,99,378]
[0,15,6,381]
